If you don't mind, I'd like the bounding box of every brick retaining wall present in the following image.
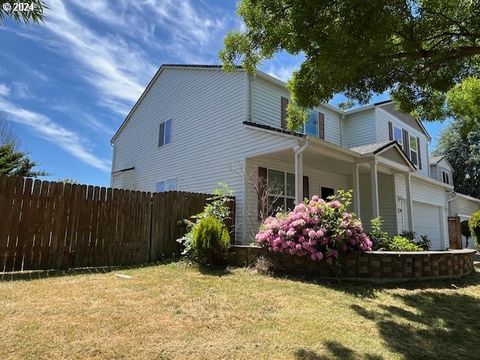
[228,246,477,282]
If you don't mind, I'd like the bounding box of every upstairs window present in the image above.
[159,119,172,147]
[156,178,177,192]
[304,111,318,136]
[267,169,295,214]
[442,170,450,185]
[393,126,403,149]
[409,136,418,166]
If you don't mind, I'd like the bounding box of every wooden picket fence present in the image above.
[0,176,235,272]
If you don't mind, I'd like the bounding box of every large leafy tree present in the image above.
[434,118,480,198]
[446,77,480,134]
[221,0,480,126]
[0,0,46,25]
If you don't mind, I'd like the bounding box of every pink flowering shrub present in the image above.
[255,191,372,265]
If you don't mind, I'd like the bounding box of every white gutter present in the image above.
[294,140,309,203]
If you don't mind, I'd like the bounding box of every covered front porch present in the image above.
[242,137,416,243]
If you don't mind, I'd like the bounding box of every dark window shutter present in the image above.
[402,129,410,157]
[280,97,289,129]
[303,176,309,200]
[258,167,268,221]
[318,112,325,139]
[158,122,165,147]
[417,137,422,170]
[388,122,393,141]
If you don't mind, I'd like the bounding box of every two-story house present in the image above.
[110,64,479,249]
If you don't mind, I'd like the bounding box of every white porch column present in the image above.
[352,163,361,218]
[370,160,379,218]
[405,172,414,231]
[294,151,304,204]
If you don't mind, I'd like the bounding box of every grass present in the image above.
[1,263,480,360]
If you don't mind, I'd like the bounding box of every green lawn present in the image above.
[0,263,479,360]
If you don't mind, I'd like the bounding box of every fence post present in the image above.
[448,216,461,249]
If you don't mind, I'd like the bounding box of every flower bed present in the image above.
[255,194,372,265]
[228,246,477,282]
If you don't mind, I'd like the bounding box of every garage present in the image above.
[413,201,443,250]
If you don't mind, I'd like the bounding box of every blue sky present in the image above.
[0,0,447,187]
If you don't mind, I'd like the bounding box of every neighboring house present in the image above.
[110,64,478,249]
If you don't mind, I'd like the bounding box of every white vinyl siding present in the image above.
[319,106,342,145]
[378,173,396,235]
[250,76,342,145]
[251,76,289,128]
[344,109,377,148]
[449,195,480,217]
[431,159,453,184]
[375,107,429,176]
[112,67,300,242]
[111,168,135,190]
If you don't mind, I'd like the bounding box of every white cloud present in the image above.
[11,82,35,100]
[37,0,155,112]
[0,83,10,96]
[265,65,297,82]
[0,94,111,172]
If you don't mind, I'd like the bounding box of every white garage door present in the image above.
[413,202,443,250]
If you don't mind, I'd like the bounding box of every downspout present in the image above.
[294,139,309,204]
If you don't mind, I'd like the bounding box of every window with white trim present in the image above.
[158,119,172,147]
[409,135,418,166]
[442,170,450,185]
[267,169,295,214]
[393,126,403,149]
[156,178,176,192]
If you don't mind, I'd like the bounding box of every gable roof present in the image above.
[110,64,346,143]
[111,64,244,143]
[430,155,453,171]
[110,64,430,145]
[429,155,445,165]
[350,140,417,170]
[345,100,432,141]
[376,101,431,141]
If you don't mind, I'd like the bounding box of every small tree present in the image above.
[231,166,285,241]
[469,212,480,247]
[461,220,471,247]
[0,142,46,177]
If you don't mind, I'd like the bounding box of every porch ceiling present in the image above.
[248,147,361,176]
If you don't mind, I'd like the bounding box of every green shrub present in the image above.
[399,231,415,241]
[388,236,422,252]
[191,216,230,263]
[369,217,392,250]
[177,183,233,258]
[416,235,431,251]
[469,211,480,246]
[400,231,431,250]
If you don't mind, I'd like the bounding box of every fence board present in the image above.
[0,177,235,271]
[5,177,25,271]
